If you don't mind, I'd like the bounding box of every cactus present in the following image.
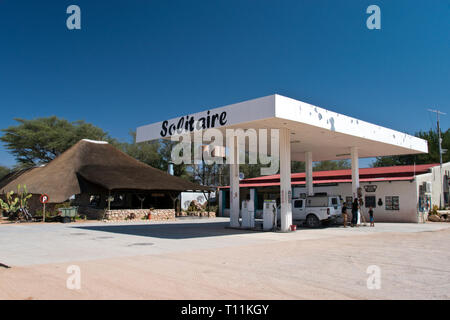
[0,184,32,218]
[17,184,32,209]
[0,190,20,214]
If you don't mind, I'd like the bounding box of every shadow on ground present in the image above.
[72,222,253,239]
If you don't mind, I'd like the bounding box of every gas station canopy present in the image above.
[136,94,428,161]
[137,94,428,232]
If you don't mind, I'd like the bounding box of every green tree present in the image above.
[159,139,190,179]
[119,132,190,179]
[291,161,305,173]
[1,116,117,167]
[239,163,264,179]
[372,129,449,167]
[313,160,351,171]
[0,165,10,180]
[119,132,162,169]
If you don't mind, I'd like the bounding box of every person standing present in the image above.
[369,206,375,227]
[341,202,348,227]
[351,198,359,227]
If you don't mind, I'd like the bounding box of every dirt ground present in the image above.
[1,221,449,300]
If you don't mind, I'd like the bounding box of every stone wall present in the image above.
[177,211,216,218]
[78,206,105,220]
[103,209,175,221]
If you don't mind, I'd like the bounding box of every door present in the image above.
[329,197,340,215]
[293,199,305,220]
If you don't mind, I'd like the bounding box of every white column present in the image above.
[351,147,360,199]
[250,188,256,205]
[218,189,223,217]
[305,151,314,196]
[280,128,292,232]
[230,139,240,228]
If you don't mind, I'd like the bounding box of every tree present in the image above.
[118,132,162,169]
[313,160,351,171]
[1,116,116,167]
[291,161,305,173]
[372,129,449,167]
[159,139,190,179]
[119,132,190,180]
[0,166,10,180]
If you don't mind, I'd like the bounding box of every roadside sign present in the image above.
[39,194,49,222]
[40,194,49,204]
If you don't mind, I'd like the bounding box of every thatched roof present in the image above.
[0,139,211,203]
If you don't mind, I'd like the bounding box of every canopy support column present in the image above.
[280,128,292,232]
[229,139,240,228]
[351,147,360,198]
[305,151,314,196]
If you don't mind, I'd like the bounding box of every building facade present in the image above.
[219,163,450,223]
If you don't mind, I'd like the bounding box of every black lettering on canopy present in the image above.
[160,121,168,137]
[160,111,228,137]
[176,117,185,134]
[219,112,227,125]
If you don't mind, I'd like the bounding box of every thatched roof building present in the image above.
[0,139,210,204]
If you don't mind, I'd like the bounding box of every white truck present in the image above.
[277,195,342,228]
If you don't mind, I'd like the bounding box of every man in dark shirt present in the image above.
[351,198,359,227]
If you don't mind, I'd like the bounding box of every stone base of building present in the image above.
[77,207,105,220]
[104,209,175,221]
[177,211,216,218]
[77,207,176,221]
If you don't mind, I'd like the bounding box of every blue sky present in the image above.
[0,0,449,168]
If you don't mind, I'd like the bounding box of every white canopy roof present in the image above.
[136,94,428,161]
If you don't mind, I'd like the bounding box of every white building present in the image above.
[218,162,450,223]
[179,191,216,210]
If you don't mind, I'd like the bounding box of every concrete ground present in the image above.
[1,217,449,299]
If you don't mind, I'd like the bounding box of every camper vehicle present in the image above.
[277,195,342,228]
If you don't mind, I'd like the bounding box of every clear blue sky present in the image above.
[0,0,448,168]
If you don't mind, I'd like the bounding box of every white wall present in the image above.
[180,191,215,210]
[415,162,450,210]
[292,180,419,223]
[223,163,450,223]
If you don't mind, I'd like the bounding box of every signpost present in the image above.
[39,194,49,222]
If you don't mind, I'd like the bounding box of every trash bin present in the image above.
[58,207,78,223]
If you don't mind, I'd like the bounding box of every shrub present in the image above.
[429,205,439,216]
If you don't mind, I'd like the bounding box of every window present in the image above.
[294,199,303,208]
[385,196,399,211]
[365,196,376,208]
[331,197,338,205]
[89,195,101,207]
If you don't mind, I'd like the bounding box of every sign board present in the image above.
[364,185,378,193]
[39,194,49,204]
[136,96,275,142]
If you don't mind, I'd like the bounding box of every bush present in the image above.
[34,209,57,220]
[429,205,439,216]
[187,200,203,212]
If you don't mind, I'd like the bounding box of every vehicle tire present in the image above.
[305,214,321,228]
[62,216,71,224]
